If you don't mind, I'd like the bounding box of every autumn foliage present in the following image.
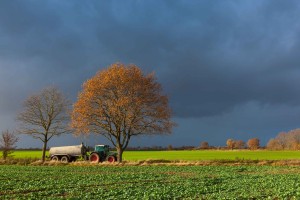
[247,138,260,150]
[267,129,300,150]
[71,63,175,162]
[226,139,246,150]
[199,141,209,149]
[226,139,235,150]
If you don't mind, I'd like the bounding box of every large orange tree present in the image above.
[71,63,175,162]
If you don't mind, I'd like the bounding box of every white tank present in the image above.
[49,144,87,156]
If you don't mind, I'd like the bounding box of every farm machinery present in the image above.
[49,143,117,163]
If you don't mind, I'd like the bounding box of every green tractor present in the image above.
[89,145,118,163]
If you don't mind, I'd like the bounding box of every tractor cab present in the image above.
[94,145,109,154]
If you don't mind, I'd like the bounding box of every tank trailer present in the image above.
[49,143,117,163]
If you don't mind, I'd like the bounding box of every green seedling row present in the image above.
[1,165,300,199]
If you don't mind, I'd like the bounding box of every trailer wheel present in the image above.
[89,153,100,163]
[61,156,69,163]
[107,156,116,163]
[51,156,59,161]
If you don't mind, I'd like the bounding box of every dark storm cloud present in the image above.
[83,0,300,118]
[158,0,300,117]
[1,0,300,147]
[1,0,299,112]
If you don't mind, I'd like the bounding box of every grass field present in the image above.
[1,165,300,199]
[10,150,300,161]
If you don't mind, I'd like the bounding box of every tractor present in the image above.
[49,143,117,163]
[89,145,117,163]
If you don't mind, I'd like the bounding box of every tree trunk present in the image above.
[42,142,47,162]
[117,147,123,163]
[3,150,7,160]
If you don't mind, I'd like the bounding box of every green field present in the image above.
[10,150,300,161]
[3,151,300,199]
[1,165,300,199]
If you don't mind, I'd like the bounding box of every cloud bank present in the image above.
[1,0,300,147]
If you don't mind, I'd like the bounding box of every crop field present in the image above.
[1,165,300,199]
[10,150,300,161]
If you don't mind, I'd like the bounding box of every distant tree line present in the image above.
[3,128,300,154]
[198,131,300,151]
[198,138,260,150]
[267,129,300,150]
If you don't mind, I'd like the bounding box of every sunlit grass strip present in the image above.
[9,150,44,159]
[8,150,300,161]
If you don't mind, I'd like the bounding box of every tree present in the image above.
[71,63,175,162]
[282,129,300,150]
[200,141,209,149]
[247,138,260,150]
[275,132,289,149]
[0,130,19,160]
[17,87,69,162]
[266,129,300,150]
[226,139,235,150]
[234,140,245,149]
[266,138,282,150]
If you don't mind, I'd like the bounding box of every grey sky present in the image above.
[1,0,300,148]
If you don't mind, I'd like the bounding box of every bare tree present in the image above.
[200,141,209,149]
[266,129,300,150]
[234,140,245,149]
[266,138,282,150]
[17,87,70,162]
[275,132,289,149]
[284,129,300,150]
[226,139,235,150]
[0,130,19,160]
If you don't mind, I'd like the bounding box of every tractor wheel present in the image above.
[89,153,100,163]
[51,156,59,161]
[107,156,116,163]
[61,156,69,163]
